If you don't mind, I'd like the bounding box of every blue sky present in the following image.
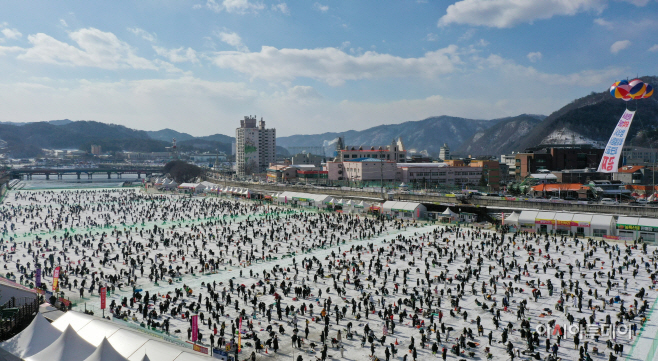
[0,0,657,136]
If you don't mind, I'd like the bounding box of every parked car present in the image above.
[600,198,619,205]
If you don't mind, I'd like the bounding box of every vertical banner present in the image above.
[52,266,60,291]
[35,268,41,288]
[191,315,198,342]
[238,317,243,352]
[100,287,107,309]
[598,109,635,173]
[502,212,505,225]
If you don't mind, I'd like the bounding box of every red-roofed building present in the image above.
[530,183,591,199]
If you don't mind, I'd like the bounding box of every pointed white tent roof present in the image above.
[0,313,61,358]
[83,338,129,361]
[52,310,95,332]
[441,208,459,217]
[505,211,520,225]
[26,325,95,361]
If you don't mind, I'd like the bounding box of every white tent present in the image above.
[504,212,520,227]
[126,340,186,361]
[4,311,209,361]
[52,310,95,331]
[0,348,22,361]
[26,325,96,361]
[441,208,459,218]
[74,320,122,346]
[105,330,149,358]
[0,313,61,359]
[83,338,129,361]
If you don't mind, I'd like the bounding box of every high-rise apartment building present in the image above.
[236,116,276,176]
[439,143,450,160]
[90,144,101,155]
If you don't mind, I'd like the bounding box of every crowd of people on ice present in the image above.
[0,188,656,361]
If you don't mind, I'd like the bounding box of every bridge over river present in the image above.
[8,165,163,180]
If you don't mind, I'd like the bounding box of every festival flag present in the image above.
[35,268,41,287]
[100,287,107,309]
[52,266,60,291]
[598,109,635,173]
[191,315,198,342]
[238,317,243,352]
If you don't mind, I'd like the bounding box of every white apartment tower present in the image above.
[439,143,451,161]
[236,116,276,176]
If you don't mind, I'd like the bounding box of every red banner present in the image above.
[100,287,107,309]
[191,315,198,342]
[192,344,208,354]
[52,266,60,291]
[238,317,243,352]
[535,219,555,225]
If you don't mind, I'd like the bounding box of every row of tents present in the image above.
[272,191,372,213]
[151,181,464,221]
[0,312,209,361]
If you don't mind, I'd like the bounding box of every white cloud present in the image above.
[594,18,613,28]
[153,46,199,63]
[458,28,477,41]
[216,31,249,52]
[1,28,22,40]
[272,3,290,14]
[618,0,650,5]
[438,0,606,28]
[649,44,658,52]
[425,33,438,41]
[17,28,157,70]
[194,0,265,14]
[480,54,622,86]
[476,39,489,47]
[211,45,461,86]
[610,40,631,54]
[0,77,258,136]
[313,2,329,12]
[527,51,542,62]
[60,19,68,27]
[0,45,23,56]
[286,85,322,100]
[128,27,156,42]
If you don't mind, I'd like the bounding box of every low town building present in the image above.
[326,158,397,182]
[291,153,324,167]
[335,138,407,163]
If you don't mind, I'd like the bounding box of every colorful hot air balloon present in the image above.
[610,79,653,101]
[642,83,653,99]
[629,79,647,99]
